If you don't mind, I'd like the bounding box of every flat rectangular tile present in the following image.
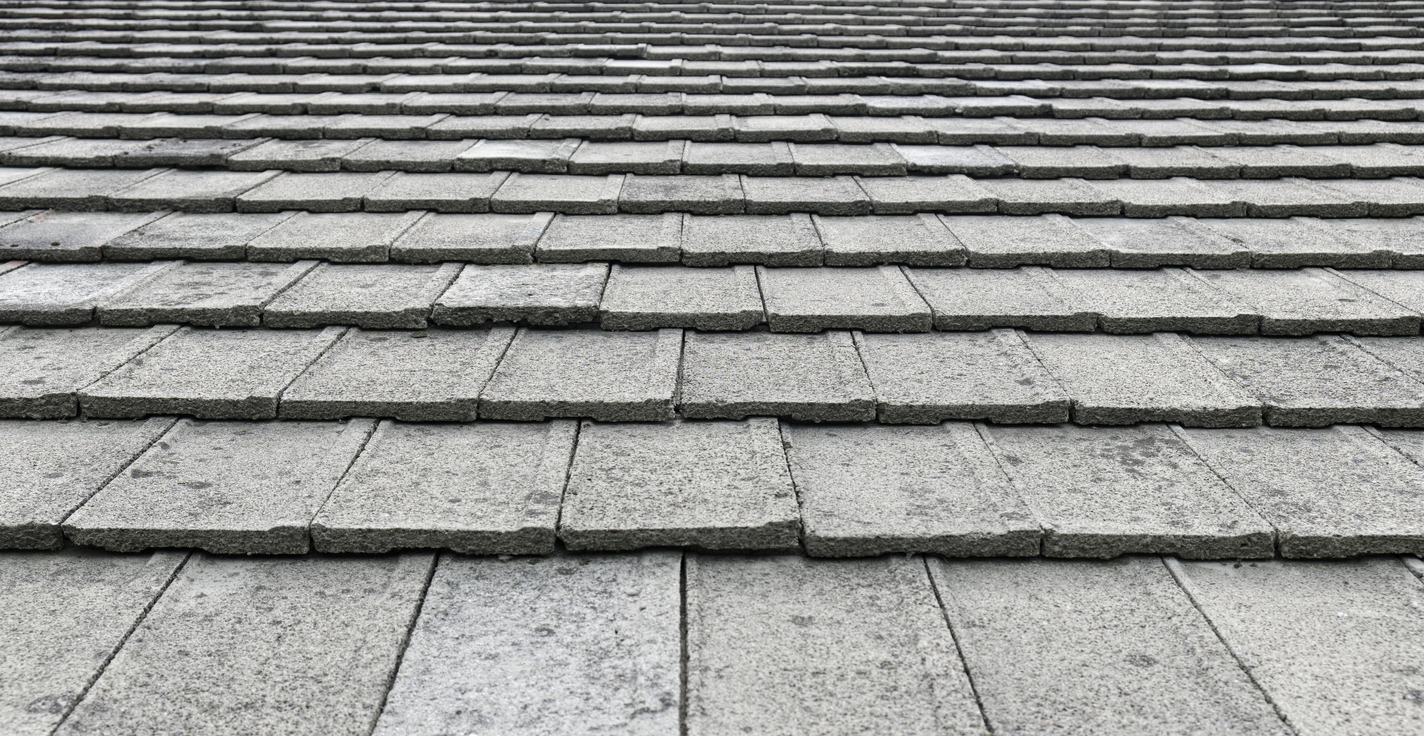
[786,422,1040,557]
[279,327,513,421]
[103,211,294,261]
[942,214,1110,268]
[681,214,822,267]
[107,169,279,213]
[429,264,608,327]
[598,264,763,331]
[1192,217,1391,269]
[812,213,966,267]
[63,418,374,554]
[98,261,317,328]
[561,419,799,551]
[758,266,930,333]
[1194,268,1421,336]
[0,326,174,419]
[978,423,1275,558]
[479,328,682,422]
[906,266,1095,332]
[1073,216,1251,269]
[535,213,682,263]
[264,262,461,330]
[312,420,575,554]
[0,262,171,325]
[680,331,875,422]
[0,211,165,262]
[490,173,623,215]
[247,211,424,263]
[363,172,508,214]
[390,212,553,264]
[1051,268,1258,335]
[235,171,394,213]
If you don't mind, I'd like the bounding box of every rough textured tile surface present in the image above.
[786,422,1040,557]
[235,171,393,213]
[0,262,171,325]
[0,548,187,736]
[759,266,930,333]
[0,326,174,419]
[373,551,681,736]
[857,330,1070,424]
[686,554,986,736]
[813,213,965,267]
[55,552,433,736]
[681,331,875,422]
[1027,332,1262,427]
[98,261,316,328]
[1171,557,1424,736]
[430,264,608,326]
[1196,268,1421,337]
[363,172,507,214]
[108,169,279,213]
[490,173,623,215]
[943,214,1110,268]
[65,418,371,554]
[599,265,763,331]
[1192,217,1389,269]
[0,417,173,549]
[248,211,424,263]
[1074,216,1251,269]
[536,213,682,263]
[264,262,461,329]
[682,214,822,267]
[1192,335,1424,427]
[80,326,345,420]
[979,424,1274,559]
[0,211,163,262]
[280,327,513,421]
[313,420,575,554]
[932,557,1288,736]
[1052,268,1257,335]
[561,419,799,551]
[907,266,1094,332]
[391,212,552,264]
[479,328,681,421]
[103,211,293,261]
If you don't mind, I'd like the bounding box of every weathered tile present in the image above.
[479,328,682,422]
[235,171,395,213]
[54,552,432,734]
[79,326,346,420]
[1089,178,1246,218]
[1190,217,1391,269]
[390,212,552,264]
[1217,178,1371,219]
[0,326,174,419]
[453,138,580,173]
[1181,425,1424,557]
[635,115,734,144]
[1191,335,1424,427]
[1072,216,1251,269]
[786,422,1040,556]
[978,423,1274,558]
[1027,332,1262,427]
[858,175,998,215]
[858,330,1070,424]
[681,331,874,422]
[0,168,165,211]
[264,262,460,329]
[979,177,1121,217]
[108,169,279,213]
[789,142,907,176]
[687,554,985,735]
[312,420,575,554]
[98,261,317,327]
[812,213,964,267]
[618,174,744,215]
[906,266,1095,332]
[683,142,793,176]
[1194,268,1420,336]
[1052,268,1258,334]
[536,213,682,263]
[599,264,763,331]
[103,211,294,260]
[0,261,171,325]
[372,551,680,736]
[931,557,1288,735]
[430,264,607,327]
[741,175,871,216]
[0,548,187,734]
[64,418,374,553]
[0,211,165,262]
[942,214,1110,268]
[1334,271,1424,316]
[759,266,930,333]
[342,139,473,173]
[363,171,507,214]
[229,138,373,172]
[490,173,624,215]
[682,213,822,267]
[568,141,684,175]
[0,417,173,548]
[1318,217,1424,267]
[894,144,1016,176]
[996,145,1127,179]
[1170,557,1424,735]
[248,211,424,263]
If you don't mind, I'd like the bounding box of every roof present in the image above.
[2,0,1424,733]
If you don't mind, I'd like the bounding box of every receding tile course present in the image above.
[391,212,553,264]
[0,326,175,418]
[372,551,681,736]
[907,266,1094,332]
[681,331,874,422]
[264,262,460,329]
[599,264,764,331]
[978,423,1275,558]
[431,263,608,326]
[312,420,575,554]
[280,327,514,421]
[79,326,345,420]
[682,213,822,266]
[1196,268,1421,336]
[758,265,930,333]
[0,168,164,211]
[229,138,373,172]
[479,328,682,421]
[98,260,316,327]
[686,554,986,736]
[0,261,171,325]
[236,171,397,213]
[248,211,424,263]
[535,213,682,263]
[103,211,293,260]
[786,422,1040,556]
[561,419,799,551]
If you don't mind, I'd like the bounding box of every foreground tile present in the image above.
[79,326,346,419]
[535,213,682,263]
[103,211,293,260]
[1050,267,1258,334]
[280,327,514,421]
[681,331,875,421]
[0,417,172,548]
[479,328,681,421]
[64,418,374,553]
[0,548,186,736]
[97,260,317,327]
[599,264,763,331]
[932,557,1287,735]
[312,420,575,554]
[0,262,171,325]
[1170,557,1424,735]
[786,423,1039,557]
[561,419,799,551]
[943,214,1110,268]
[687,554,986,735]
[979,424,1275,558]
[264,262,462,329]
[56,552,433,736]
[373,552,680,736]
[758,265,931,332]
[0,211,164,262]
[0,326,174,418]
[812,213,966,266]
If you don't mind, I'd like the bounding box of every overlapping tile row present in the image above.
[10,260,1424,336]
[4,549,1422,735]
[5,416,1424,557]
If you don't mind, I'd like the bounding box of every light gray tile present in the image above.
[759,266,931,333]
[681,331,874,422]
[0,261,171,325]
[103,211,294,261]
[906,266,1095,332]
[599,264,763,331]
[536,213,682,263]
[1051,268,1258,334]
[1072,216,1251,269]
[0,211,166,262]
[108,169,280,213]
[0,326,174,419]
[363,171,507,214]
[391,212,553,264]
[1190,217,1391,269]
[248,211,424,263]
[1193,268,1420,336]
[264,262,460,329]
[682,213,822,267]
[235,171,395,213]
[813,213,965,267]
[430,264,608,326]
[943,214,1110,268]
[98,261,316,327]
[490,173,623,215]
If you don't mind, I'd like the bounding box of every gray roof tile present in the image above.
[759,265,929,332]
[390,212,552,264]
[0,325,173,419]
[98,260,316,328]
[235,171,396,213]
[264,262,460,330]
[537,212,683,262]
[247,211,423,262]
[0,260,171,325]
[680,331,874,422]
[1195,267,1419,336]
[364,171,507,213]
[431,263,607,326]
[682,213,822,267]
